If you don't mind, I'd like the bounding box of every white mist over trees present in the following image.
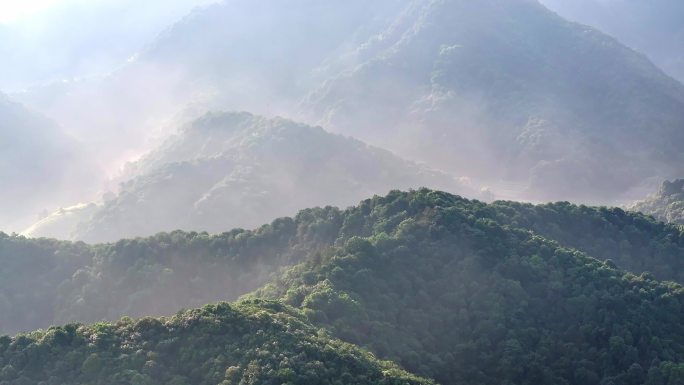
[24,112,471,242]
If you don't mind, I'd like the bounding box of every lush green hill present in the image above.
[630,180,684,226]
[23,112,468,243]
[0,300,431,385]
[253,189,684,384]
[7,188,684,338]
[0,208,343,336]
[488,200,684,283]
[305,0,684,203]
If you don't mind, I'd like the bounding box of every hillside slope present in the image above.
[23,112,468,243]
[1,209,342,335]
[0,300,431,385]
[255,189,684,384]
[304,0,684,202]
[7,189,684,338]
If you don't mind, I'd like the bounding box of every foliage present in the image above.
[6,188,684,340]
[490,200,684,283]
[0,208,343,335]
[0,300,432,385]
[253,189,684,384]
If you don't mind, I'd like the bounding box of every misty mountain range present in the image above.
[23,112,469,242]
[5,1,684,384]
[4,0,684,241]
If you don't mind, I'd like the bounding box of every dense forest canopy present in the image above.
[254,189,684,384]
[5,189,684,385]
[0,208,344,335]
[0,300,432,385]
[5,189,684,384]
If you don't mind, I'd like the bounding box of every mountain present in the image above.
[14,0,684,204]
[303,0,684,203]
[0,93,96,232]
[7,188,684,334]
[9,0,407,171]
[0,300,431,385]
[486,200,684,283]
[630,179,684,225]
[540,0,684,83]
[1,209,341,335]
[23,112,469,243]
[137,0,405,106]
[6,189,684,384]
[254,189,684,384]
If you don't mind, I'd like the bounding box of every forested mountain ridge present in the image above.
[6,189,684,384]
[489,200,684,282]
[0,208,344,335]
[254,189,684,384]
[630,179,684,226]
[6,189,684,338]
[0,300,432,385]
[304,0,684,203]
[23,112,468,243]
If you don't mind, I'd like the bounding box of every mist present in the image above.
[2,0,684,239]
[0,0,217,91]
[539,0,684,83]
[4,2,684,384]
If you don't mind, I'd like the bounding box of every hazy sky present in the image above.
[0,0,217,90]
[0,0,62,24]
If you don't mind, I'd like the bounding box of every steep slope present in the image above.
[0,300,431,385]
[0,93,95,232]
[540,0,684,83]
[630,179,684,226]
[304,0,684,203]
[255,189,684,384]
[28,112,469,243]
